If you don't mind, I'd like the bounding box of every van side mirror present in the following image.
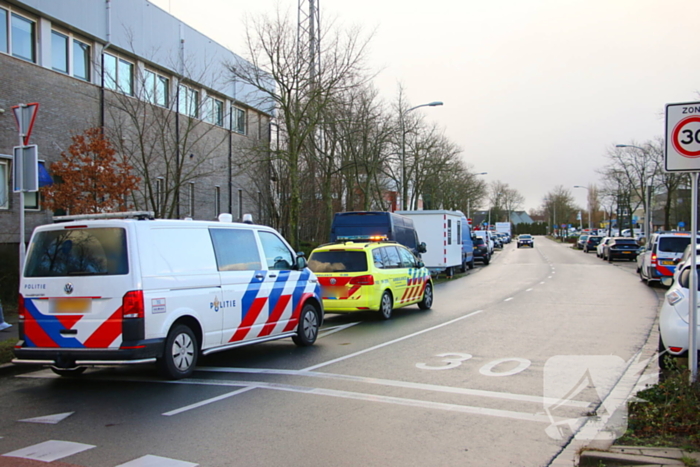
[295,252,307,270]
[418,242,427,253]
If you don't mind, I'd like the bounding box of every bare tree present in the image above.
[228,8,372,247]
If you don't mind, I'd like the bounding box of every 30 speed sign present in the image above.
[665,102,700,171]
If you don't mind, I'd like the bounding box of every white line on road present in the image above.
[504,297,514,302]
[159,377,567,424]
[162,386,256,416]
[318,322,360,338]
[301,309,485,371]
[195,367,591,408]
[526,288,533,292]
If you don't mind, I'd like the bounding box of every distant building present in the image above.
[510,211,534,225]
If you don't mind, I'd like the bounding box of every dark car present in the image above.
[517,234,534,248]
[603,237,640,262]
[473,236,491,265]
[583,235,602,253]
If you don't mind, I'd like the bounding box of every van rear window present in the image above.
[658,237,692,253]
[308,251,368,273]
[25,228,128,277]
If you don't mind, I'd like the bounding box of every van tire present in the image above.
[468,258,475,270]
[158,324,198,380]
[292,303,320,347]
[379,291,393,320]
[418,282,433,310]
[51,366,86,377]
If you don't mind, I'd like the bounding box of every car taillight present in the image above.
[17,294,26,321]
[350,275,375,285]
[651,253,657,267]
[122,290,144,319]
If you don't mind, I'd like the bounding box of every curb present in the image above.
[579,446,700,466]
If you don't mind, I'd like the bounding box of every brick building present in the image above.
[0,0,272,302]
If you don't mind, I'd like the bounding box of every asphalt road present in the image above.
[0,237,661,467]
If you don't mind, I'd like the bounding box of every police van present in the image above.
[13,212,323,379]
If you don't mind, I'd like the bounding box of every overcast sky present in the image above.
[150,0,700,212]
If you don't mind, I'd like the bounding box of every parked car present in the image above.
[473,236,491,264]
[658,266,700,369]
[474,230,494,255]
[575,235,589,250]
[603,237,639,262]
[582,235,602,253]
[13,212,323,379]
[308,239,433,320]
[596,237,611,258]
[517,234,534,248]
[637,232,700,285]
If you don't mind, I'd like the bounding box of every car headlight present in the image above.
[666,290,683,306]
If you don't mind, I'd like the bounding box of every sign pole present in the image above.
[690,173,698,383]
[17,121,26,275]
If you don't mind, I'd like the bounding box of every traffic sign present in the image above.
[665,102,700,171]
[13,145,38,192]
[11,103,39,146]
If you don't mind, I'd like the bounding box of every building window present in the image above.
[103,53,133,95]
[0,159,8,209]
[11,13,35,62]
[233,107,246,134]
[0,8,8,54]
[178,85,199,118]
[205,97,223,126]
[73,39,90,81]
[144,70,169,107]
[51,30,68,73]
[215,185,220,216]
[24,191,39,210]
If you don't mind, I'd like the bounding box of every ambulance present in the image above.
[13,212,323,379]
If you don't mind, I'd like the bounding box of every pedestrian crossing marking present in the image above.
[3,440,94,462]
[19,411,74,424]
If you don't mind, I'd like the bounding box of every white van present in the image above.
[13,212,323,379]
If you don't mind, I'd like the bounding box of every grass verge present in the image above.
[0,339,15,365]
[618,364,700,450]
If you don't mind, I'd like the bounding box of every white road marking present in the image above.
[162,386,256,416]
[526,288,533,292]
[302,309,485,371]
[195,367,590,408]
[540,281,545,284]
[318,322,360,338]
[115,454,199,467]
[504,297,514,302]
[159,377,568,424]
[19,412,74,424]
[3,440,95,462]
[479,358,531,377]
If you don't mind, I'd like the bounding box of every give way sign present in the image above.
[666,101,700,172]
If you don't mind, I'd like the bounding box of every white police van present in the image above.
[13,212,323,379]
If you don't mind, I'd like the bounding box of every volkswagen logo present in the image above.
[330,278,336,285]
[64,283,74,295]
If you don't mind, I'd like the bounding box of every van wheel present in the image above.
[460,261,467,273]
[158,324,198,380]
[51,366,86,377]
[418,282,433,310]
[468,259,475,270]
[379,291,393,320]
[292,303,319,346]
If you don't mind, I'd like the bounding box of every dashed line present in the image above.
[504,297,514,302]
[526,288,533,292]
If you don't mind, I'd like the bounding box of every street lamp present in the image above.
[467,172,488,219]
[616,144,653,237]
[401,101,443,210]
[573,185,592,231]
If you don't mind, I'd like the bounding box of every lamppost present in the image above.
[467,172,488,219]
[574,185,592,231]
[616,144,653,237]
[401,101,443,210]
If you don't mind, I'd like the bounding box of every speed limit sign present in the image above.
[666,102,700,171]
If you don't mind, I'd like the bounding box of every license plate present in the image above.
[621,251,631,254]
[661,260,675,265]
[51,298,91,314]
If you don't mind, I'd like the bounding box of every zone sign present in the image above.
[665,101,700,171]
